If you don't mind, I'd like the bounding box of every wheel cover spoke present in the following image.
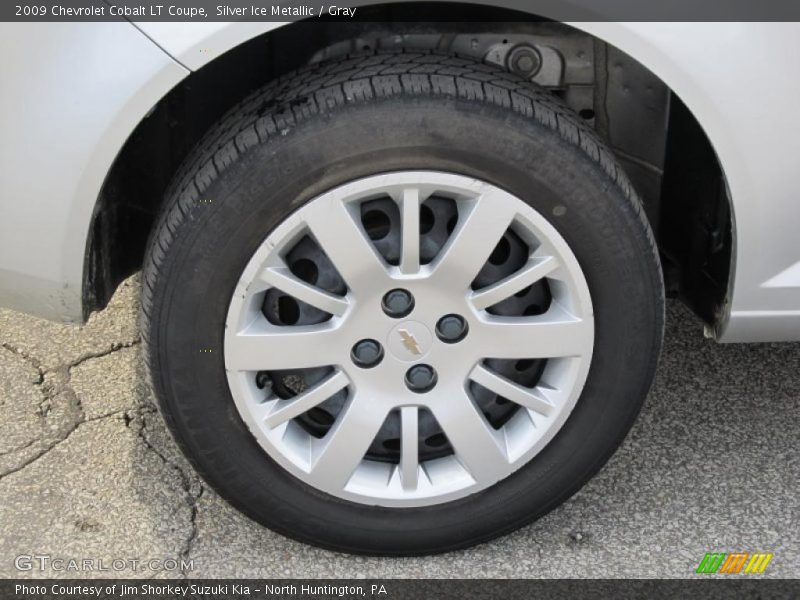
[303,197,387,294]
[471,255,558,310]
[225,171,594,507]
[399,187,421,275]
[399,406,420,490]
[475,305,592,360]
[469,364,555,417]
[258,266,350,317]
[432,189,517,289]
[225,324,343,371]
[430,388,510,484]
[309,393,388,490]
[264,370,350,428]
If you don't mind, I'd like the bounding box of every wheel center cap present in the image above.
[386,321,433,362]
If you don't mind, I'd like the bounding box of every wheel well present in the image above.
[84,4,732,325]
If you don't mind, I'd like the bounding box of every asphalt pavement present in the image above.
[0,275,797,578]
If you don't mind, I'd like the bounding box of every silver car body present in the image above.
[1,20,799,342]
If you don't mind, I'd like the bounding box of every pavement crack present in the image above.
[0,414,82,481]
[2,337,140,429]
[181,484,204,578]
[68,339,141,371]
[0,439,38,457]
[36,369,65,417]
[0,395,132,482]
[1,342,45,384]
[136,405,204,577]
[56,340,141,425]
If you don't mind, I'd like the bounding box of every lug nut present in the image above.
[382,288,415,318]
[405,364,438,394]
[435,314,469,344]
[351,339,384,369]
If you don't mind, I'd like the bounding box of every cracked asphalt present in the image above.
[0,275,798,579]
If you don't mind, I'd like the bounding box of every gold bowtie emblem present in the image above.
[398,329,422,355]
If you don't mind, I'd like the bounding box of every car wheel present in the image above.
[141,52,664,554]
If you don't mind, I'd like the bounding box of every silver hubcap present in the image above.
[224,172,594,507]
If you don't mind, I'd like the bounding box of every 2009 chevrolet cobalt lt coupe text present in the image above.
[2,13,799,554]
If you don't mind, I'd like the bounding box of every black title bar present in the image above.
[4,579,800,600]
[6,0,800,22]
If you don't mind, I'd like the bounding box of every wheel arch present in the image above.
[85,5,735,333]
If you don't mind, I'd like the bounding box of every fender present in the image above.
[0,22,187,321]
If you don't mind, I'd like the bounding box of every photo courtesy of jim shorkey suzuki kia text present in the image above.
[15,583,388,597]
[0,0,799,592]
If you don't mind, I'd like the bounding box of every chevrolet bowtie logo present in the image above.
[398,329,422,355]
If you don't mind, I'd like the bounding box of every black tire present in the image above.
[141,51,664,555]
